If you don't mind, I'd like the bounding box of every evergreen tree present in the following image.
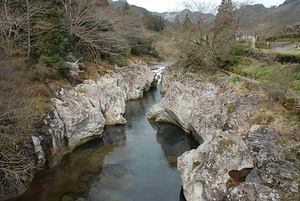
[183,14,192,28]
[123,1,130,11]
[175,15,180,24]
[212,0,236,60]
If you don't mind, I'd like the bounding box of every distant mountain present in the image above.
[109,0,299,30]
[152,9,215,23]
[110,1,214,23]
[242,1,300,27]
[280,0,299,6]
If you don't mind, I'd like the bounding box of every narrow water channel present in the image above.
[9,63,198,201]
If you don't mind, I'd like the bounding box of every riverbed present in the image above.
[8,63,198,201]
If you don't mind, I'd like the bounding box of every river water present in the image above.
[9,62,198,201]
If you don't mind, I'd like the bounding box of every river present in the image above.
[8,62,198,201]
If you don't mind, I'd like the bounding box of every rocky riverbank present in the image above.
[148,63,299,200]
[33,63,157,168]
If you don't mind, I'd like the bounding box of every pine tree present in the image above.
[175,15,180,24]
[212,0,236,60]
[183,14,192,28]
[123,1,130,11]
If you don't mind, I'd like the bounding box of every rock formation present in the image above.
[37,63,156,167]
[177,131,254,201]
[148,64,298,200]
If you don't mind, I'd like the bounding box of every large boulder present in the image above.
[94,73,127,125]
[148,75,228,142]
[177,131,253,201]
[160,63,186,93]
[119,64,156,100]
[46,85,106,166]
[148,82,196,133]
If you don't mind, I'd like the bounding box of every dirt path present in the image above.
[272,43,298,52]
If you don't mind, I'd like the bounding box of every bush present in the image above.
[266,33,300,42]
[229,44,253,66]
[255,42,270,49]
[232,76,239,83]
[128,36,158,57]
[38,55,53,67]
[58,60,68,76]
[230,44,248,56]
[143,14,165,32]
[276,54,300,63]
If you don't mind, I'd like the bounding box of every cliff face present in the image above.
[34,63,156,167]
[148,64,299,200]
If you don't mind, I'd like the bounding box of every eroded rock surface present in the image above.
[245,125,299,199]
[150,64,297,201]
[177,131,253,201]
[227,183,281,201]
[148,64,259,141]
[41,63,156,166]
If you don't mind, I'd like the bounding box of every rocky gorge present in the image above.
[7,61,299,201]
[148,64,300,200]
[33,63,157,168]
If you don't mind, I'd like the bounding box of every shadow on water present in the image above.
[154,122,199,168]
[8,64,197,201]
[7,126,126,201]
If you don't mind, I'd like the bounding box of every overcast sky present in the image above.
[120,0,285,12]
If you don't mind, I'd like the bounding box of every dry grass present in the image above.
[0,58,54,197]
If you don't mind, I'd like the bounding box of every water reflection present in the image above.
[155,122,199,168]
[8,63,195,201]
[78,87,196,201]
[8,126,126,201]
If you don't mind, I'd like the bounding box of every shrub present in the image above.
[266,33,300,42]
[128,36,158,57]
[255,42,270,49]
[276,54,300,63]
[38,56,53,67]
[232,76,239,83]
[58,60,68,77]
[229,44,253,66]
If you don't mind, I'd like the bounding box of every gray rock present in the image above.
[31,136,45,165]
[94,73,127,125]
[119,64,156,100]
[148,82,195,133]
[177,132,253,201]
[148,76,227,142]
[39,63,156,166]
[154,64,294,200]
[245,125,300,198]
[53,84,105,150]
[227,183,280,201]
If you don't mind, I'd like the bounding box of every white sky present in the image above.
[120,0,285,12]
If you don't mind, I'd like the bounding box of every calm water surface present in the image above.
[9,63,198,201]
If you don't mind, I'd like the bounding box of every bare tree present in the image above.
[24,0,45,58]
[163,0,241,66]
[0,0,25,54]
[0,0,45,57]
[60,0,129,61]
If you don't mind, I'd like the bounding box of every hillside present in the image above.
[274,0,300,25]
[111,0,149,14]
